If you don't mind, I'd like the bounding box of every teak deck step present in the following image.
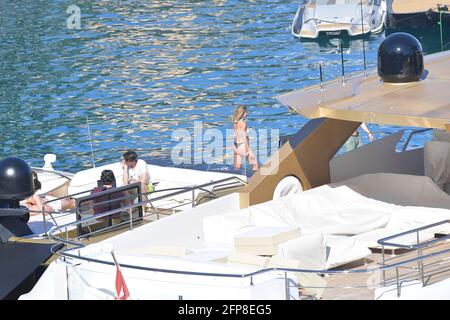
[392,0,450,14]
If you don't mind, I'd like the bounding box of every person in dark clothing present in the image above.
[90,170,124,217]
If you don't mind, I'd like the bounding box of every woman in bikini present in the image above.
[233,105,259,171]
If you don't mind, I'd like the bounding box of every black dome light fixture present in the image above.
[0,156,34,202]
[0,156,34,241]
[378,32,424,83]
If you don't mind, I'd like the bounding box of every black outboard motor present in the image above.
[378,32,424,83]
[0,157,34,242]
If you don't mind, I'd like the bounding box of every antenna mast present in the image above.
[319,63,324,90]
[360,0,368,78]
[86,114,96,168]
[340,38,345,85]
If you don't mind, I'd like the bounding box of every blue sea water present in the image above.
[0,0,446,173]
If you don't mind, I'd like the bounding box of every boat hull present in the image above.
[387,11,450,29]
[386,0,450,29]
[292,1,386,39]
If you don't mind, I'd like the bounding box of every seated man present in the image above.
[121,150,154,194]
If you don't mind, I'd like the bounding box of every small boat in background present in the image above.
[386,0,450,29]
[292,0,387,39]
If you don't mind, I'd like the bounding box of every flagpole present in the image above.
[111,250,119,266]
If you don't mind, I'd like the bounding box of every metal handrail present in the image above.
[37,186,121,235]
[40,174,245,205]
[140,176,247,200]
[42,175,245,207]
[55,245,450,300]
[378,220,450,249]
[47,176,247,243]
[31,167,74,180]
[37,175,246,235]
[55,246,450,301]
[378,219,450,295]
[57,246,450,279]
[401,128,433,151]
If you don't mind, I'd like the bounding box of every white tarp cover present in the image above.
[203,184,450,267]
[204,185,450,243]
[330,173,450,209]
[324,235,372,268]
[243,185,395,236]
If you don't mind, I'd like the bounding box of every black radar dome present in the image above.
[0,157,34,200]
[378,32,424,83]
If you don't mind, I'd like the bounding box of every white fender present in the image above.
[272,176,303,200]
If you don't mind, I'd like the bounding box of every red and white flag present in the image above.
[111,252,130,300]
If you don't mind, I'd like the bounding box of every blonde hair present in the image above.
[233,105,247,124]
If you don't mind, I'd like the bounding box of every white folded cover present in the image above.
[277,233,372,270]
[385,206,450,235]
[324,236,371,269]
[277,232,327,269]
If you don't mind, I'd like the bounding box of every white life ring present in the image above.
[273,176,303,200]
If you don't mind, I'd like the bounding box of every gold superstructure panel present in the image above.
[276,51,450,130]
[392,0,450,14]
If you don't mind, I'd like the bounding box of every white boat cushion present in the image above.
[234,226,301,255]
[225,252,270,268]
